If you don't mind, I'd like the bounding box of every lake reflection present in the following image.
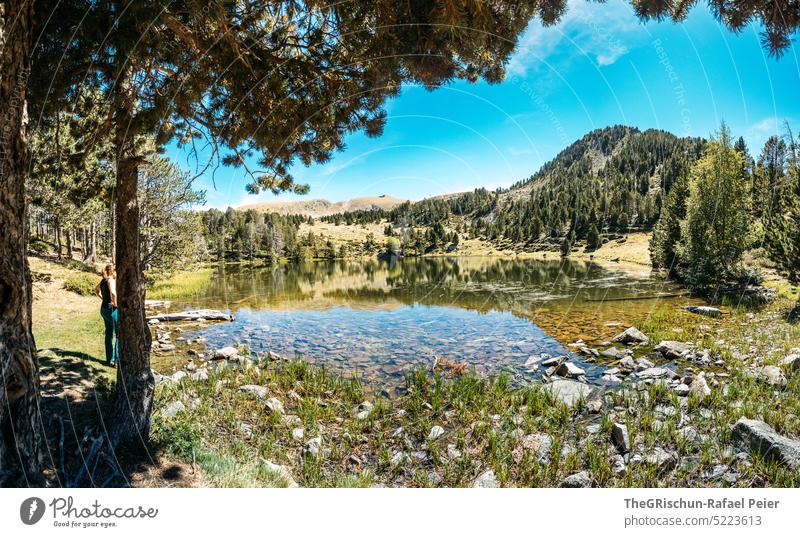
[176,257,688,385]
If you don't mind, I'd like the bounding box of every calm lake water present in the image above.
[171,257,691,386]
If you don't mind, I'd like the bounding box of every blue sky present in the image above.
[168,0,800,209]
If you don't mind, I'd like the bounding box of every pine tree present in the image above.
[765,127,800,313]
[586,224,601,250]
[650,170,690,275]
[679,124,752,290]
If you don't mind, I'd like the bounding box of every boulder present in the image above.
[751,365,787,386]
[600,347,625,359]
[473,469,499,488]
[655,340,691,360]
[619,356,636,369]
[612,327,649,345]
[611,422,631,453]
[689,373,711,400]
[559,470,593,488]
[731,418,800,471]
[213,346,240,360]
[546,379,594,409]
[555,362,585,379]
[684,305,721,317]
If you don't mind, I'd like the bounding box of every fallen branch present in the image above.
[146,309,233,322]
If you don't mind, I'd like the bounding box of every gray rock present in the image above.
[390,451,410,467]
[190,369,208,381]
[152,370,171,385]
[684,305,722,317]
[780,353,800,372]
[751,365,787,386]
[428,425,445,440]
[161,400,185,418]
[524,356,540,368]
[520,433,553,463]
[446,444,462,460]
[637,367,677,380]
[213,346,240,360]
[731,418,800,471]
[261,460,298,488]
[611,422,631,453]
[265,397,285,414]
[674,383,690,396]
[611,454,627,475]
[170,370,187,383]
[473,469,499,488]
[427,471,443,486]
[303,436,323,458]
[555,361,586,379]
[559,470,593,488]
[546,379,593,408]
[619,356,637,369]
[655,340,691,360]
[291,427,304,441]
[601,374,622,386]
[612,326,650,345]
[586,423,601,434]
[644,447,677,471]
[600,347,625,359]
[689,373,711,400]
[541,356,566,367]
[239,384,268,399]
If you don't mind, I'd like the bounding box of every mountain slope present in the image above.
[239,195,407,217]
[322,126,707,253]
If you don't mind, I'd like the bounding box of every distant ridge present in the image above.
[238,194,407,217]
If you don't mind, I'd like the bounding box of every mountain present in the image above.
[239,195,407,217]
[321,125,707,250]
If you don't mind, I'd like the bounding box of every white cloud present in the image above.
[507,0,644,75]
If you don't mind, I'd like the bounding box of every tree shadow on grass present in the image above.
[37,348,202,488]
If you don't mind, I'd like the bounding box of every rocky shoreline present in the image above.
[148,303,800,487]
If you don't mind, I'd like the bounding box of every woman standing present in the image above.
[95,264,118,367]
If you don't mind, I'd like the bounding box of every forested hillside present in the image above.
[321,126,706,254]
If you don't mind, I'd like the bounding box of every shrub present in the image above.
[64,272,99,296]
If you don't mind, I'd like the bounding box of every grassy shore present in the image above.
[149,282,800,488]
[28,253,800,488]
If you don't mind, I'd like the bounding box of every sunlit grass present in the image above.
[148,267,215,299]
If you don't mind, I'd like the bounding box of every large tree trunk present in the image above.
[109,68,153,445]
[0,0,43,486]
[55,218,62,259]
[65,228,72,259]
